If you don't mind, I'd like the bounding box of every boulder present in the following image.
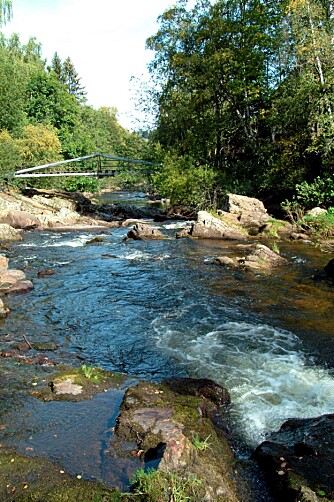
[190,211,247,240]
[253,414,334,501]
[0,269,33,294]
[127,222,166,240]
[0,209,40,229]
[324,258,334,279]
[312,258,334,283]
[37,268,55,277]
[307,207,327,217]
[0,224,23,242]
[115,379,239,501]
[221,193,269,224]
[214,244,287,272]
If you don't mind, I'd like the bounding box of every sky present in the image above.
[2,0,177,130]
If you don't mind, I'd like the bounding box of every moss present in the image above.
[31,365,129,402]
[0,446,122,501]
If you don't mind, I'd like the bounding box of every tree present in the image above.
[0,45,28,133]
[62,56,87,102]
[16,123,62,167]
[0,0,12,26]
[0,129,21,176]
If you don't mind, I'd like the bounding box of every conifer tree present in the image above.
[62,56,87,102]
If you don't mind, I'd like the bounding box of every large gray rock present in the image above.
[190,211,247,240]
[0,223,23,242]
[221,193,269,224]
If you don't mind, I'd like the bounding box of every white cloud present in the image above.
[2,0,175,129]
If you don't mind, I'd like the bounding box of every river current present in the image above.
[2,191,334,451]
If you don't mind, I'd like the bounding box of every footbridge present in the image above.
[14,153,156,179]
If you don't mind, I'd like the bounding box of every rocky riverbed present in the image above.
[0,188,333,501]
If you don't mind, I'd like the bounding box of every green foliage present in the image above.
[302,207,334,238]
[17,123,62,167]
[152,153,225,209]
[144,0,334,199]
[63,177,100,193]
[80,364,102,381]
[130,468,203,501]
[294,176,334,209]
[0,130,22,177]
[192,434,211,451]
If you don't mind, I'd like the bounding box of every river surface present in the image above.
[1,190,334,488]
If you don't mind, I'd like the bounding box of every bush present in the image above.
[294,176,334,209]
[152,154,225,210]
[62,176,100,193]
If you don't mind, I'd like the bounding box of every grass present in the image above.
[81,364,103,382]
[192,434,212,451]
[130,468,203,501]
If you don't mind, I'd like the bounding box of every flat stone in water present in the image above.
[55,378,83,395]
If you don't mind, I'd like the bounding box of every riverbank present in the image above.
[0,188,333,501]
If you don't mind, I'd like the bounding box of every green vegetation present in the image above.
[191,434,211,451]
[130,468,203,501]
[0,32,150,190]
[81,364,103,381]
[143,0,334,213]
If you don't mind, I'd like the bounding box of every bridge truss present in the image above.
[14,153,156,179]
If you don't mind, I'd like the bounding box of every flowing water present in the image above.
[1,190,334,490]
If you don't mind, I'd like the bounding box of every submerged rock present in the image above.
[312,257,334,283]
[253,414,334,501]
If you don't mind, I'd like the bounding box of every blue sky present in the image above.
[2,0,177,129]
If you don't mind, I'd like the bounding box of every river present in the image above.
[1,190,334,489]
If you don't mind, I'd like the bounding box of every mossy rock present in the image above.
[31,365,130,402]
[0,446,123,501]
[115,379,240,501]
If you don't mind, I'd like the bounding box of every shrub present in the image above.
[152,153,225,210]
[294,176,334,209]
